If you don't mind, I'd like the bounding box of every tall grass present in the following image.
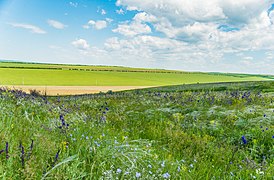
[0,81,274,179]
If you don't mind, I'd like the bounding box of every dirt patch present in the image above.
[2,86,153,96]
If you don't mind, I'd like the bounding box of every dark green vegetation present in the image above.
[0,81,273,179]
[0,62,272,86]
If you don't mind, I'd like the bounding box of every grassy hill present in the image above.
[0,81,273,179]
[0,62,272,86]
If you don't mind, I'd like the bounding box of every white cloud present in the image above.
[10,23,46,34]
[117,0,273,26]
[112,21,151,37]
[243,56,254,60]
[71,39,90,50]
[265,51,274,60]
[101,9,107,15]
[69,2,78,7]
[106,18,113,23]
[114,1,274,55]
[104,35,221,67]
[269,10,274,23]
[112,12,154,36]
[133,12,157,22]
[47,19,67,29]
[72,1,274,74]
[116,8,125,15]
[84,20,108,30]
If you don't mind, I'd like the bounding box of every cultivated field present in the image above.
[0,62,273,95]
[4,86,153,96]
[0,81,273,179]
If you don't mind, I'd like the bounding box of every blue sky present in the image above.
[0,0,274,74]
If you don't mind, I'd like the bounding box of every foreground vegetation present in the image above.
[0,62,272,86]
[0,81,273,179]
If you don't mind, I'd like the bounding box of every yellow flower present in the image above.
[61,141,69,150]
[181,165,187,171]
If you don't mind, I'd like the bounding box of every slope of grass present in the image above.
[0,62,182,73]
[0,68,270,86]
[0,81,274,179]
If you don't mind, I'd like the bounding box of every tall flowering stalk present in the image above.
[21,145,25,167]
[5,142,9,160]
[52,149,60,167]
[27,139,34,159]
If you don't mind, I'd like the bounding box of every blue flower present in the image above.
[116,168,122,174]
[136,172,141,178]
[241,136,247,144]
[163,172,170,179]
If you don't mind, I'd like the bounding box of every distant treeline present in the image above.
[0,66,201,74]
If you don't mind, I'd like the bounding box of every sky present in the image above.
[0,0,274,74]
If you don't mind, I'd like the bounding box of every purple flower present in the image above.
[30,139,34,151]
[60,115,66,126]
[52,149,60,167]
[21,145,25,167]
[241,136,247,144]
[5,142,9,159]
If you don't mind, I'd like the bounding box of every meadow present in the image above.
[0,62,272,86]
[0,81,273,179]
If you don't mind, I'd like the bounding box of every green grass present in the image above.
[0,81,274,179]
[0,61,183,73]
[0,65,271,86]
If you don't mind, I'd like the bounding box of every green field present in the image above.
[0,62,185,73]
[0,62,272,86]
[0,81,274,179]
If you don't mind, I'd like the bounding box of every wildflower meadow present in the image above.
[0,81,274,179]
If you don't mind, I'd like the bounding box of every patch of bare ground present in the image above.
[1,86,153,96]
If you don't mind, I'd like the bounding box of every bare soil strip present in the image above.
[1,86,153,96]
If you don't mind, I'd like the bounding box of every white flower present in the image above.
[116,168,122,174]
[136,172,141,178]
[163,172,170,179]
[256,169,264,175]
